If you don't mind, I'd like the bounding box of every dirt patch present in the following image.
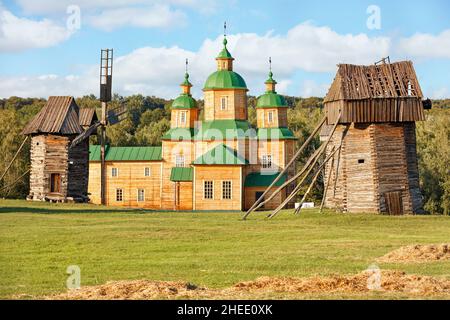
[51,270,450,299]
[377,244,450,263]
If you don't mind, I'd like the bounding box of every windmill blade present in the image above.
[70,121,101,149]
[107,108,128,125]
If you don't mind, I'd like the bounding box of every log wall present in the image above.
[325,98,425,124]
[193,165,242,211]
[29,135,70,200]
[323,122,423,214]
[67,139,89,200]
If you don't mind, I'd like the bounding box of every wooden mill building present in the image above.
[88,35,296,210]
[321,61,425,214]
[22,96,97,202]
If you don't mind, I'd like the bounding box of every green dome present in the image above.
[217,37,233,59]
[172,94,196,109]
[256,91,287,108]
[203,70,247,90]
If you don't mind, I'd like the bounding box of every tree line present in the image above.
[0,95,448,214]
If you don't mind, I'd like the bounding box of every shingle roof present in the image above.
[170,167,193,182]
[193,143,248,165]
[79,108,98,128]
[324,61,423,103]
[89,145,162,161]
[22,96,83,135]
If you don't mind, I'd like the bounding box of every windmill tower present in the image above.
[71,49,127,204]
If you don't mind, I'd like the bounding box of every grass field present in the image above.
[1,199,450,299]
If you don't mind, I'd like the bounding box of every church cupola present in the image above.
[256,58,288,128]
[170,59,198,129]
[202,23,248,121]
[216,22,234,71]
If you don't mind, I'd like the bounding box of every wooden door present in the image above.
[174,182,180,210]
[255,192,265,210]
[50,173,61,193]
[385,191,403,215]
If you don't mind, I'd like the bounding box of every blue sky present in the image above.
[0,0,449,99]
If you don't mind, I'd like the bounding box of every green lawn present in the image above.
[1,199,449,299]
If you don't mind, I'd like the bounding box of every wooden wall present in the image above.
[174,181,193,211]
[193,165,242,211]
[29,135,70,200]
[403,122,423,212]
[203,89,247,121]
[161,141,195,209]
[325,98,425,124]
[256,107,288,128]
[244,187,286,210]
[88,161,162,209]
[372,123,413,213]
[170,109,198,128]
[323,122,423,214]
[67,139,89,200]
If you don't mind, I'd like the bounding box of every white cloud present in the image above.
[398,30,450,59]
[1,22,448,99]
[299,80,330,98]
[0,7,72,52]
[15,0,218,31]
[88,4,186,31]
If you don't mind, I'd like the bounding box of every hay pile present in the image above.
[233,271,450,296]
[52,270,450,299]
[377,244,450,263]
[52,280,215,300]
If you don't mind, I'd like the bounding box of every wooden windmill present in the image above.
[1,48,127,203]
[70,49,127,205]
[244,58,428,219]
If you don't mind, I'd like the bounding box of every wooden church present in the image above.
[22,96,97,202]
[320,61,426,214]
[88,34,297,210]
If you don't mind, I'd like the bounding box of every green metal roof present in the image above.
[265,71,277,84]
[256,128,296,140]
[216,37,233,59]
[193,143,248,165]
[256,92,287,108]
[89,145,162,161]
[203,70,247,90]
[194,120,256,140]
[171,94,197,109]
[162,128,197,141]
[180,72,192,87]
[244,172,287,187]
[170,167,193,182]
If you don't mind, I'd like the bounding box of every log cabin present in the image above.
[22,96,97,202]
[320,61,426,214]
[88,35,297,211]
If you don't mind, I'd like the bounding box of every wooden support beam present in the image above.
[242,115,327,220]
[0,136,28,183]
[0,168,30,193]
[251,143,326,213]
[267,113,342,219]
[296,146,341,215]
[266,149,324,219]
[320,152,335,213]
